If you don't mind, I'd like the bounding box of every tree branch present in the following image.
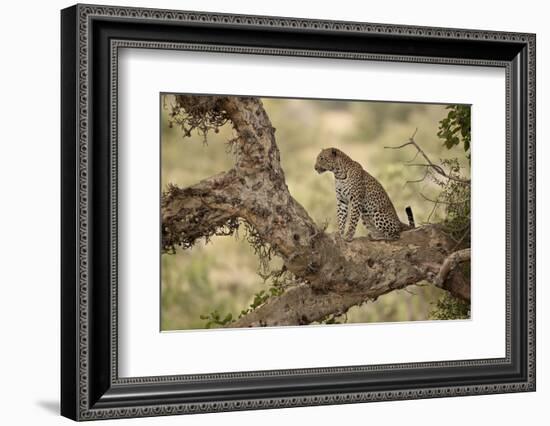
[385,129,471,184]
[229,228,470,327]
[435,248,471,288]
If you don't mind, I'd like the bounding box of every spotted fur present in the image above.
[314,147,414,241]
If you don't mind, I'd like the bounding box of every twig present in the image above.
[406,167,430,185]
[426,197,441,223]
[451,224,471,252]
[405,148,421,164]
[385,129,471,184]
[419,192,469,205]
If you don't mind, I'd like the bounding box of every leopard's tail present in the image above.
[403,206,415,229]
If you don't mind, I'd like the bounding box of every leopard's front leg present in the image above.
[336,197,348,238]
[344,198,361,241]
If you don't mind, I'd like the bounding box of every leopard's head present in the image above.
[314,147,344,174]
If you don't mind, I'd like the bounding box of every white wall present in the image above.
[0,0,546,424]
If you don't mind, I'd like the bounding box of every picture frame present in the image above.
[61,3,536,421]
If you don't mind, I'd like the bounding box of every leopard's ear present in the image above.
[331,148,337,156]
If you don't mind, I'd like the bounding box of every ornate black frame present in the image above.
[61,3,536,421]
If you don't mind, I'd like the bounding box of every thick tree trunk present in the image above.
[162,95,470,327]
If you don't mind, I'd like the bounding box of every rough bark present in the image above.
[162,95,470,327]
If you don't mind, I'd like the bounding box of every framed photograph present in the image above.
[61,4,536,421]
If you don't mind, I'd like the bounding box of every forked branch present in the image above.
[385,129,471,184]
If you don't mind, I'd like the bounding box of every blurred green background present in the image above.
[161,95,471,331]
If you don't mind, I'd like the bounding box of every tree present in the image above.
[162,95,470,327]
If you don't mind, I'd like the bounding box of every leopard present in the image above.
[314,147,415,241]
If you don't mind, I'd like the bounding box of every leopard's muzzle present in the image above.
[314,164,327,174]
